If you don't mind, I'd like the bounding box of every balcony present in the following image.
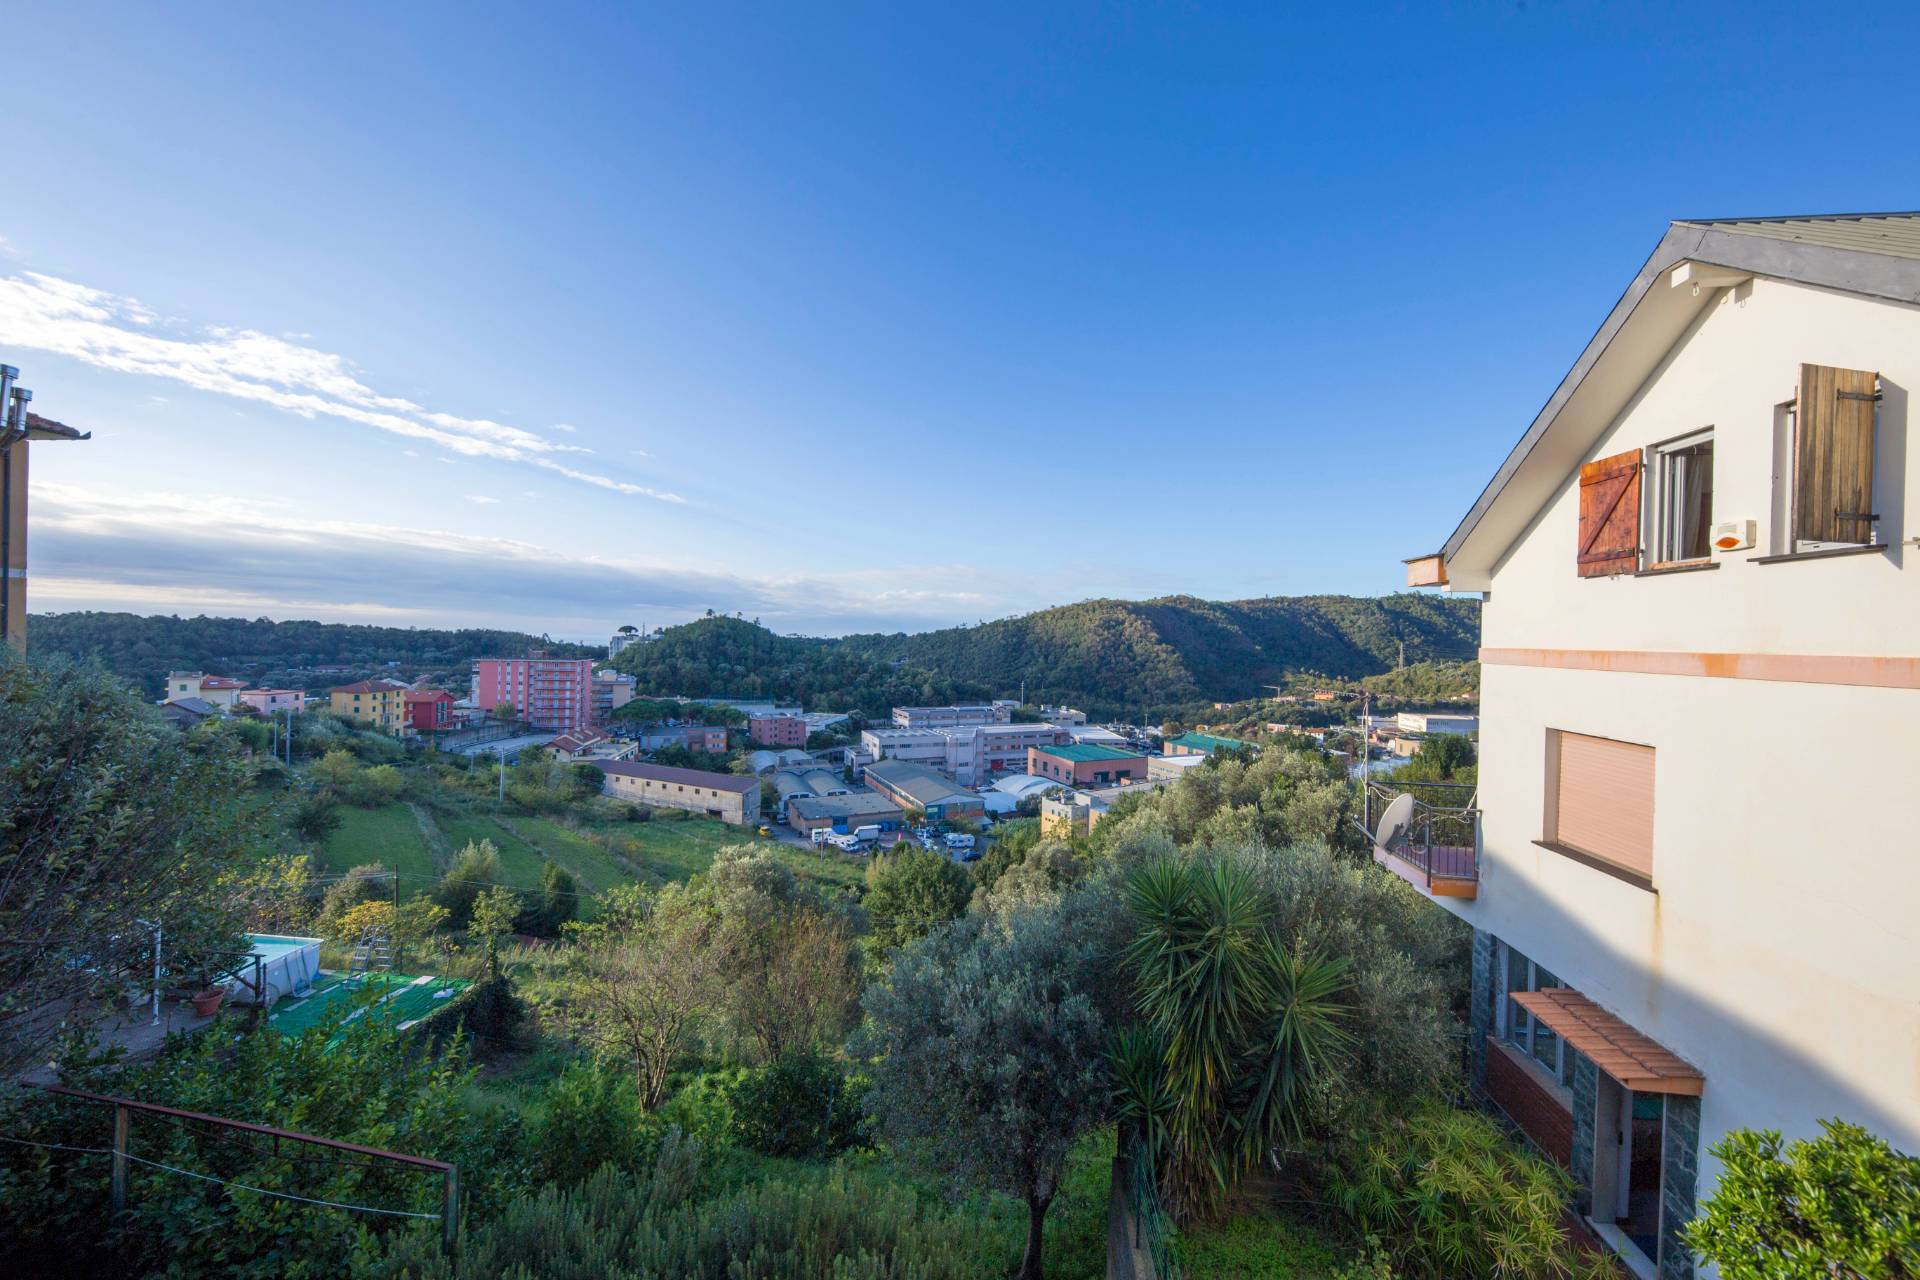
[1359,778,1479,900]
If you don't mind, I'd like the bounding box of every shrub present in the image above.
[437,839,504,928]
[527,1058,656,1187]
[728,1054,868,1159]
[1325,1102,1615,1280]
[361,1150,1013,1280]
[862,846,971,951]
[625,804,649,822]
[1683,1119,1920,1280]
[292,793,343,842]
[318,861,391,929]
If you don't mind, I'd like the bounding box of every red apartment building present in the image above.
[472,654,594,732]
[748,713,808,747]
[404,689,457,733]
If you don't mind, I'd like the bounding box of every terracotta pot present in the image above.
[190,988,226,1018]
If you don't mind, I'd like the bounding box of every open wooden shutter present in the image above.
[1795,363,1878,544]
[1577,449,1641,577]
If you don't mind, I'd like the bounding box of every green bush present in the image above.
[1683,1119,1920,1280]
[0,996,521,1280]
[437,839,504,929]
[362,1148,1015,1280]
[527,1059,657,1187]
[1325,1102,1615,1280]
[412,975,523,1048]
[728,1054,868,1160]
[657,1069,743,1149]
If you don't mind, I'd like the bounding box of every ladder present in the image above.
[347,927,394,980]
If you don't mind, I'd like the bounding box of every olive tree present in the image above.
[861,890,1127,1280]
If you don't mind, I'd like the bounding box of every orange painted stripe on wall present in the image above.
[1480,647,1920,690]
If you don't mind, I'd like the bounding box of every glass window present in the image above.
[1530,966,1561,1073]
[1504,945,1532,1045]
[1651,430,1714,564]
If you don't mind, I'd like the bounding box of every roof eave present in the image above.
[1432,222,1920,583]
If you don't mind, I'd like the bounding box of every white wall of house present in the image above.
[1457,275,1920,1203]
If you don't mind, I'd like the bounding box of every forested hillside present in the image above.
[27,612,597,696]
[608,616,990,716]
[842,593,1479,714]
[617,594,1478,719]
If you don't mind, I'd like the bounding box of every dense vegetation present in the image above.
[26,611,596,697]
[613,595,1478,719]
[16,652,1881,1280]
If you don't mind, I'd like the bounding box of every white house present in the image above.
[1400,212,1920,1280]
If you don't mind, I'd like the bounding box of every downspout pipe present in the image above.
[0,366,20,648]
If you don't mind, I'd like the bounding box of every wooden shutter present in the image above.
[1795,363,1878,544]
[1550,731,1654,879]
[1577,449,1641,577]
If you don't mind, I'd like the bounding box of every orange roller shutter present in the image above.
[1551,730,1654,879]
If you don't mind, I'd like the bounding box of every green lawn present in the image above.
[574,812,865,892]
[505,815,643,895]
[318,803,438,893]
[435,810,551,890]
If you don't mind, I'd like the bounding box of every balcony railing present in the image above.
[1359,778,1479,899]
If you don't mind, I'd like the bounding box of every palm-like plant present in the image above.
[1118,855,1353,1220]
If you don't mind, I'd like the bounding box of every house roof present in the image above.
[1034,742,1145,762]
[162,697,218,717]
[863,759,973,807]
[23,412,90,442]
[547,730,607,753]
[199,676,248,690]
[1512,989,1702,1096]
[595,760,758,793]
[1166,731,1246,753]
[330,680,401,695]
[404,689,456,702]
[1429,212,1920,585]
[788,792,902,821]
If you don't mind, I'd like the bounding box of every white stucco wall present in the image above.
[1455,276,1920,1203]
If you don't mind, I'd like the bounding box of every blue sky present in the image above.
[5,1,1918,639]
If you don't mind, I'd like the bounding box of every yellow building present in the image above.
[328,679,409,730]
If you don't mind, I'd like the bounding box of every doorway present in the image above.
[1591,1077,1665,1273]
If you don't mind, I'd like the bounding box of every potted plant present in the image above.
[189,960,228,1017]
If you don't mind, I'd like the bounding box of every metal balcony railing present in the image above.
[1359,778,1480,897]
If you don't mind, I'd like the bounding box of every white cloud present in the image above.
[402,449,419,457]
[26,483,1050,635]
[465,495,501,505]
[0,269,682,502]
[551,422,577,433]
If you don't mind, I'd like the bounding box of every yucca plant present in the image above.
[1119,856,1353,1221]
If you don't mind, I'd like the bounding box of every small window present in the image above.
[1649,429,1714,565]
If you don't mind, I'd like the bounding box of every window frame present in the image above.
[1645,426,1716,569]
[1783,372,1882,552]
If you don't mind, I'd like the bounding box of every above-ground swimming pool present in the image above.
[229,934,323,1005]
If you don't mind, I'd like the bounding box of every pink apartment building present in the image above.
[748,713,808,747]
[237,689,307,715]
[472,654,594,732]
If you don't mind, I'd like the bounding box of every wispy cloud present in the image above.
[27,483,1045,636]
[0,270,684,503]
[464,495,501,505]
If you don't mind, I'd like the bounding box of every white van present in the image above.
[851,824,882,845]
[828,832,862,852]
[943,833,976,853]
[810,827,834,846]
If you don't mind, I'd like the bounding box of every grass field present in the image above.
[503,816,640,895]
[572,812,866,892]
[434,810,551,889]
[318,804,438,893]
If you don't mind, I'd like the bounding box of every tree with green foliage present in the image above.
[1401,731,1475,782]
[0,657,256,1076]
[0,993,513,1279]
[469,885,521,975]
[861,895,1125,1280]
[1684,1119,1920,1280]
[291,793,343,842]
[311,747,360,789]
[1119,856,1352,1221]
[437,838,504,929]
[862,846,971,951]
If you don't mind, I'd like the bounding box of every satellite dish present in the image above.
[1374,792,1415,853]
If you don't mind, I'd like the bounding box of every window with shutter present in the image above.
[1544,730,1655,884]
[1794,363,1879,547]
[1576,449,1642,577]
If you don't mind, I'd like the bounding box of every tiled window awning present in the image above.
[1512,988,1704,1096]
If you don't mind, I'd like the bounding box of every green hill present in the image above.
[26,611,598,698]
[619,594,1478,719]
